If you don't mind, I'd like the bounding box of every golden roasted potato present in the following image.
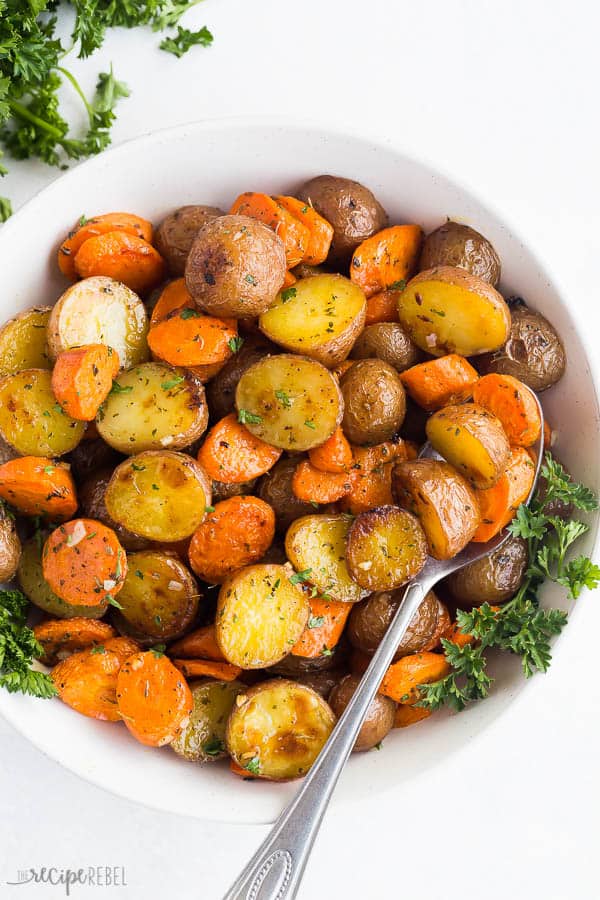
[0,506,20,582]
[0,306,51,376]
[420,222,501,286]
[154,205,224,275]
[426,403,510,489]
[17,537,106,618]
[340,359,405,444]
[65,438,121,484]
[444,535,529,607]
[397,266,510,357]
[290,668,347,699]
[205,334,275,420]
[345,505,428,591]
[350,322,422,372]
[329,674,396,751]
[79,468,150,551]
[347,589,440,660]
[211,477,257,503]
[171,679,244,762]
[258,457,325,532]
[259,274,366,368]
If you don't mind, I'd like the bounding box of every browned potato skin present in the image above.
[340,359,406,444]
[444,536,528,607]
[0,507,21,582]
[329,674,396,751]
[420,222,501,286]
[290,263,328,279]
[426,403,510,489]
[206,334,275,420]
[399,396,429,445]
[185,215,286,318]
[0,435,16,466]
[211,478,257,503]
[269,640,347,676]
[292,668,347,700]
[65,438,122,484]
[154,204,224,275]
[350,322,423,372]
[257,540,288,566]
[297,175,388,264]
[347,590,439,660]
[79,468,150,551]
[257,457,323,533]
[476,304,566,392]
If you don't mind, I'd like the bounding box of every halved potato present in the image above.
[171,679,244,762]
[0,508,20,583]
[0,369,86,456]
[216,564,309,668]
[259,274,366,368]
[426,402,510,489]
[393,458,480,559]
[47,276,149,368]
[235,354,343,451]
[96,362,208,454]
[17,537,106,618]
[397,266,510,357]
[346,505,428,591]
[226,678,336,779]
[105,450,212,541]
[0,306,51,376]
[285,514,368,603]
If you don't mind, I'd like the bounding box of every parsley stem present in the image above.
[6,99,65,140]
[56,66,93,122]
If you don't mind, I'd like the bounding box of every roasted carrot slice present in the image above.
[73,231,166,295]
[51,645,122,720]
[340,441,411,515]
[229,192,310,269]
[197,413,282,483]
[351,225,422,298]
[274,196,334,266]
[34,618,116,666]
[173,659,243,681]
[116,650,193,746]
[473,373,542,447]
[103,636,141,665]
[281,270,297,289]
[401,354,479,412]
[58,212,153,280]
[168,624,225,661]
[42,519,127,608]
[0,456,77,520]
[380,652,451,704]
[292,460,351,504]
[150,278,193,327]
[365,290,401,326]
[291,597,351,659]
[148,308,237,367]
[394,705,433,728]
[52,344,120,421]
[308,426,353,473]
[472,446,536,542]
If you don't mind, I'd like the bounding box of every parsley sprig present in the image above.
[0,589,57,698]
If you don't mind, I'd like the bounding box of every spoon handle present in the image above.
[222,579,431,900]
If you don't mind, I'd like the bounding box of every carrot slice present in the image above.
[148,308,237,367]
[274,196,334,265]
[34,618,116,666]
[173,659,243,681]
[58,212,153,280]
[0,456,77,519]
[292,460,352,504]
[473,373,542,447]
[340,441,411,514]
[400,354,479,412]
[52,344,120,421]
[308,426,353,473]
[197,413,282,483]
[188,496,276,583]
[281,270,297,289]
[351,225,423,298]
[365,290,401,325]
[150,278,193,326]
[73,231,166,295]
[103,636,141,665]
[116,650,193,746]
[472,446,536,542]
[291,597,351,659]
[168,624,225,661]
[42,519,127,608]
[380,652,451,704]
[229,192,310,268]
[394,705,433,728]
[51,645,122,721]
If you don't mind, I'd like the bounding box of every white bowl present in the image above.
[0,118,598,824]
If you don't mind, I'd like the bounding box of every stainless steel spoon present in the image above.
[223,399,544,900]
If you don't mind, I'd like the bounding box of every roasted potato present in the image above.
[346,505,428,591]
[350,322,422,372]
[65,438,122,484]
[47,276,149,368]
[235,354,343,451]
[154,205,224,275]
[205,334,275,420]
[393,459,480,559]
[426,403,510,489]
[259,274,366,368]
[79,468,149,551]
[258,456,324,532]
[476,304,566,391]
[105,450,212,541]
[399,396,429,445]
[185,214,286,318]
[347,589,440,660]
[444,535,529,607]
[0,369,86,456]
[96,362,208,455]
[17,537,106,618]
[170,679,244,762]
[0,306,51,376]
[0,506,20,582]
[340,359,406,444]
[290,668,347,699]
[216,564,309,668]
[329,674,396,751]
[296,176,388,264]
[226,678,336,779]
[397,266,511,357]
[211,477,257,503]
[269,639,347,675]
[420,222,501,286]
[290,263,327,279]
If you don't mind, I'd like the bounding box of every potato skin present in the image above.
[347,589,439,660]
[444,535,528,607]
[155,204,224,275]
[426,402,510,489]
[476,305,566,392]
[79,468,150,551]
[185,214,286,318]
[329,674,396,751]
[0,507,20,582]
[340,359,406,444]
[297,176,388,264]
[420,222,501,286]
[211,477,257,503]
[65,437,122,484]
[350,322,423,372]
[258,457,323,532]
[291,668,347,700]
[205,334,275,420]
[269,640,347,676]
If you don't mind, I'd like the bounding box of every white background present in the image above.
[1,1,600,898]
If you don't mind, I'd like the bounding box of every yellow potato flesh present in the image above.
[0,369,85,456]
[0,307,51,376]
[426,404,510,489]
[285,514,368,603]
[346,507,428,591]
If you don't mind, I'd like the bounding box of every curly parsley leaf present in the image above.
[160,24,213,58]
[0,589,57,698]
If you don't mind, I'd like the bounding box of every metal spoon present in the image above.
[223,399,544,900]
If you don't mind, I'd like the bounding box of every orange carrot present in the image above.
[103,636,141,665]
[473,373,542,447]
[350,225,423,298]
[168,624,225,661]
[340,441,411,514]
[188,496,276,583]
[229,192,310,268]
[230,758,258,778]
[543,419,553,451]
[281,270,297,289]
[150,278,193,327]
[291,598,351,658]
[197,413,282,483]
[292,460,351,504]
[148,308,238,367]
[173,659,243,681]
[73,231,166,295]
[52,344,120,420]
[394,705,433,728]
[365,290,401,326]
[274,195,334,265]
[58,212,153,280]
[51,645,122,721]
[116,650,193,746]
[379,652,451,704]
[42,519,127,608]
[34,618,116,666]
[0,456,77,519]
[400,354,479,412]
[443,622,476,649]
[308,426,353,473]
[472,446,536,542]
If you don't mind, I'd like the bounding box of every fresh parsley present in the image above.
[161,376,185,391]
[307,615,325,629]
[280,287,297,303]
[110,381,133,395]
[227,336,244,353]
[244,756,261,775]
[202,737,225,757]
[237,409,262,425]
[275,389,292,408]
[160,25,213,58]
[0,589,57,698]
[289,569,312,585]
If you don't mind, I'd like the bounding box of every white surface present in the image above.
[0,0,599,897]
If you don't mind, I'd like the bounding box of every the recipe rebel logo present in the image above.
[5,866,127,895]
